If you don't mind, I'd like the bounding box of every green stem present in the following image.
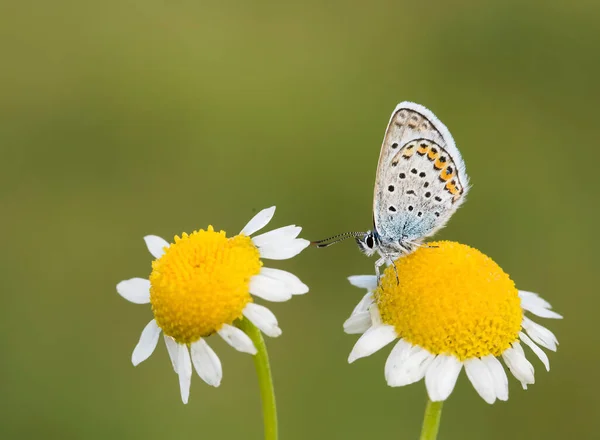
[238,317,278,440]
[419,399,443,440]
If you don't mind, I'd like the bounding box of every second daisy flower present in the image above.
[345,241,561,404]
[117,206,309,403]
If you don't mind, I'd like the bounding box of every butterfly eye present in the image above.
[366,236,374,248]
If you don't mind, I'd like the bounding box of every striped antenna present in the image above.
[311,231,367,248]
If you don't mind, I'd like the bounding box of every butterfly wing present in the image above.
[373,102,469,243]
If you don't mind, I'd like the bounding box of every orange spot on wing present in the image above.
[427,149,439,161]
[445,180,460,196]
[440,167,455,181]
[402,144,415,158]
[434,157,447,170]
[417,143,429,156]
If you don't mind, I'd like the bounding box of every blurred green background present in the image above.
[1,1,599,439]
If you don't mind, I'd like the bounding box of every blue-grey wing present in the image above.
[373,102,470,243]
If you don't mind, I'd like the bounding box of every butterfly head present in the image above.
[355,230,379,257]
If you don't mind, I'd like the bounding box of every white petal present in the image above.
[519,290,553,309]
[249,274,293,302]
[522,317,558,351]
[348,275,378,291]
[520,332,550,371]
[386,340,435,387]
[240,206,276,236]
[177,344,192,404]
[116,278,150,304]
[131,320,161,366]
[218,324,257,354]
[258,239,310,260]
[343,312,371,334]
[348,325,397,363]
[464,358,496,404]
[259,267,308,295]
[369,304,383,326]
[502,342,535,388]
[519,290,562,319]
[252,225,302,247]
[144,235,170,259]
[243,303,282,337]
[482,355,508,401]
[191,339,222,387]
[513,340,526,356]
[350,291,374,316]
[385,339,413,383]
[164,335,179,372]
[425,355,463,402]
[524,306,563,320]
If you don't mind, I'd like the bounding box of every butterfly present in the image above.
[313,102,470,279]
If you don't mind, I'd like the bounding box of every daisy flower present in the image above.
[345,241,561,404]
[117,206,309,404]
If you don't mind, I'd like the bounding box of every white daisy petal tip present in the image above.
[240,206,276,236]
[482,355,509,402]
[259,239,310,260]
[343,312,371,334]
[291,280,309,295]
[295,287,309,296]
[464,358,496,404]
[191,339,223,388]
[252,225,303,247]
[522,317,558,352]
[519,332,550,371]
[218,324,257,355]
[131,320,161,366]
[177,344,192,404]
[143,235,170,259]
[347,275,378,290]
[425,355,463,402]
[385,342,434,387]
[349,291,374,317]
[249,274,294,302]
[519,290,563,319]
[347,325,397,364]
[116,278,151,304]
[243,303,282,338]
[502,344,535,387]
[259,268,309,296]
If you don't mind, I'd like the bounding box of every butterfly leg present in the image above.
[375,256,400,284]
[374,257,386,283]
[375,256,400,285]
[390,259,399,284]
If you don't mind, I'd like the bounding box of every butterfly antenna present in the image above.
[311,231,366,248]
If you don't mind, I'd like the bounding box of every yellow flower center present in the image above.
[376,241,522,360]
[149,226,261,344]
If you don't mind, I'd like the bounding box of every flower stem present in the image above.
[239,317,278,440]
[419,399,443,440]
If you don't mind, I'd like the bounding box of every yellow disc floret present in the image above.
[149,226,261,344]
[376,241,522,360]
